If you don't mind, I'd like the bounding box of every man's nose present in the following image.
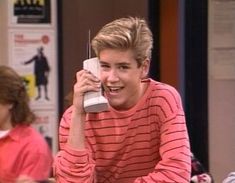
[107,69,119,82]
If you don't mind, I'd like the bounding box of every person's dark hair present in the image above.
[0,65,35,126]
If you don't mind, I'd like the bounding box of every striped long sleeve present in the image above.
[54,79,191,183]
[53,108,96,183]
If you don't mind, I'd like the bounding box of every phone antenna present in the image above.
[87,29,91,58]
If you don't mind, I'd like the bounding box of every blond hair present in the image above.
[92,17,153,67]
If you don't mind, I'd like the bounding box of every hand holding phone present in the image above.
[83,57,108,113]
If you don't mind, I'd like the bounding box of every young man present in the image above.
[0,66,53,183]
[54,17,191,182]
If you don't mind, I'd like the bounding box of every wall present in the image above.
[60,0,148,109]
[160,0,179,90]
[0,0,59,154]
[208,0,235,181]
[0,0,8,65]
[209,80,235,182]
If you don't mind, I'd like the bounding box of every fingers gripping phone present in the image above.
[83,57,108,113]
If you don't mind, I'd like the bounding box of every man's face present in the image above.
[99,49,148,110]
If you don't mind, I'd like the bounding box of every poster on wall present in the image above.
[8,0,55,27]
[8,29,58,154]
[32,110,58,154]
[8,29,57,109]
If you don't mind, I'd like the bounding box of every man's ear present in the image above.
[141,59,150,79]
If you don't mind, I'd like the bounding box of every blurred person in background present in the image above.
[0,65,53,183]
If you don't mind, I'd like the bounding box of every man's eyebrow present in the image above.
[99,61,107,64]
[99,61,130,65]
[117,62,130,65]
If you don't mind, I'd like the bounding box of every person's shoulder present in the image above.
[62,105,73,118]
[33,55,38,59]
[59,105,74,127]
[149,79,180,96]
[14,125,35,136]
[148,79,184,118]
[148,79,183,108]
[22,126,46,141]
[23,127,53,159]
[17,125,50,148]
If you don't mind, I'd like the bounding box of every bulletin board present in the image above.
[7,0,58,154]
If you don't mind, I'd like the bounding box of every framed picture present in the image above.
[8,29,59,154]
[8,0,56,27]
[8,29,58,109]
[33,110,58,154]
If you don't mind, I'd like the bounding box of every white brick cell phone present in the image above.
[83,57,108,113]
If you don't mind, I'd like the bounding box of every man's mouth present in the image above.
[106,86,124,94]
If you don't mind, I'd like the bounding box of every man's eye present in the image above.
[119,66,129,70]
[100,64,109,68]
